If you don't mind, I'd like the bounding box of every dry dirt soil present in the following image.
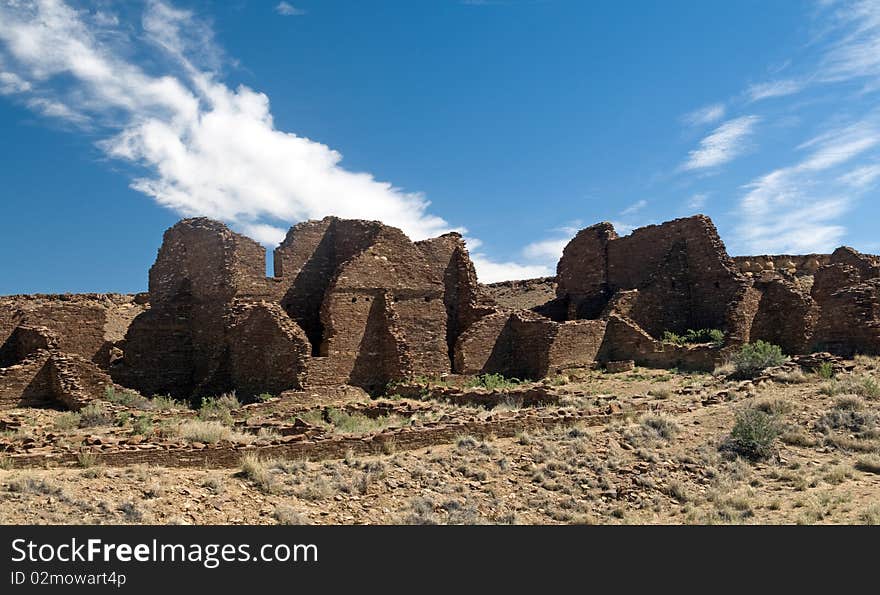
[2,357,880,525]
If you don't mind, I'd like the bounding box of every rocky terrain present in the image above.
[2,355,879,525]
[3,213,880,525]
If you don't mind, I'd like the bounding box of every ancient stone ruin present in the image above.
[2,214,880,410]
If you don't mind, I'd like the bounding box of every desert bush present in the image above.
[817,362,835,380]
[464,373,524,390]
[861,503,880,525]
[54,412,81,430]
[118,501,144,523]
[752,397,792,415]
[834,395,865,411]
[724,408,781,460]
[326,408,407,434]
[815,408,878,436]
[640,414,678,439]
[780,428,818,447]
[274,505,309,525]
[7,476,63,495]
[198,394,240,425]
[731,341,786,378]
[78,402,111,428]
[150,395,186,410]
[662,328,725,346]
[820,375,880,399]
[104,386,148,408]
[772,369,808,384]
[239,453,276,493]
[130,414,154,436]
[76,449,99,468]
[855,454,880,474]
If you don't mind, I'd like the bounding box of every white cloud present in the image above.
[0,0,552,282]
[0,70,30,94]
[26,97,86,122]
[838,163,880,187]
[522,238,568,262]
[470,255,553,283]
[608,220,636,236]
[734,117,880,253]
[687,193,708,210]
[681,116,760,171]
[275,2,307,17]
[820,0,880,82]
[620,199,647,216]
[746,79,804,101]
[682,103,726,126]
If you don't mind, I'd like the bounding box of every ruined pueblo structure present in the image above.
[2,214,879,410]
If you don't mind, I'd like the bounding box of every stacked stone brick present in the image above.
[2,213,880,410]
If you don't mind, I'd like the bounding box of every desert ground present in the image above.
[2,354,880,526]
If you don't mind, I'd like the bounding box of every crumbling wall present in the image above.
[47,352,114,410]
[625,240,693,337]
[830,246,880,280]
[416,233,495,362]
[606,216,746,335]
[556,222,618,319]
[113,303,193,397]
[227,301,310,398]
[598,315,719,371]
[734,254,829,276]
[0,349,111,411]
[453,311,513,376]
[0,351,53,409]
[749,277,818,354]
[315,226,449,390]
[0,325,57,367]
[483,277,557,312]
[812,262,880,356]
[454,311,605,378]
[275,218,382,353]
[0,294,145,367]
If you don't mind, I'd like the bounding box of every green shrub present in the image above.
[54,412,81,431]
[731,341,786,378]
[725,408,781,460]
[464,373,524,390]
[820,375,880,399]
[662,329,724,347]
[198,394,240,425]
[131,414,154,436]
[150,395,186,410]
[78,402,111,428]
[817,362,835,380]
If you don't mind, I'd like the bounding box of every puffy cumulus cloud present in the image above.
[0,0,544,282]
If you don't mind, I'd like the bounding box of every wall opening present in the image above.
[265,251,275,278]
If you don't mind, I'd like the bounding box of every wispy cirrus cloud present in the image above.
[819,0,880,83]
[275,2,306,17]
[681,116,760,171]
[620,199,647,216]
[682,103,726,126]
[746,79,805,101]
[735,116,880,253]
[687,193,708,210]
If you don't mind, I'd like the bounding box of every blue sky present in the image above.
[1,0,879,293]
